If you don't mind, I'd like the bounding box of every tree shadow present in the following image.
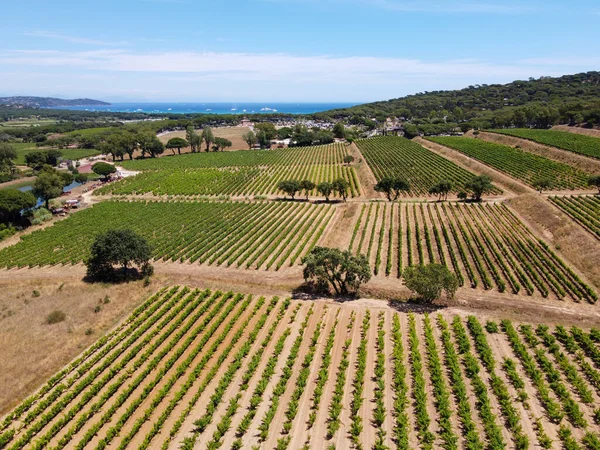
[83,267,147,284]
[291,282,358,301]
[387,298,446,315]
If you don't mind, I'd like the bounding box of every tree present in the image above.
[402,264,459,303]
[464,175,493,201]
[32,167,65,209]
[45,149,63,167]
[588,175,600,194]
[457,191,468,201]
[212,137,232,151]
[25,152,50,171]
[299,180,316,200]
[165,137,188,155]
[85,229,153,282]
[201,127,214,152]
[0,143,16,173]
[254,122,277,141]
[301,247,371,296]
[242,131,257,149]
[428,180,453,201]
[532,177,554,194]
[92,162,117,180]
[374,177,410,201]
[332,178,350,202]
[333,122,346,139]
[0,189,36,224]
[186,126,201,153]
[75,173,88,183]
[317,182,333,202]
[343,155,355,165]
[277,180,301,200]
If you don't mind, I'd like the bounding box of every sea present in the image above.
[50,102,357,115]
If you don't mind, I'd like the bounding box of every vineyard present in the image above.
[549,196,600,240]
[119,143,350,170]
[346,201,597,303]
[355,136,501,196]
[2,287,600,450]
[0,200,334,270]
[94,165,360,198]
[489,129,600,160]
[428,137,591,190]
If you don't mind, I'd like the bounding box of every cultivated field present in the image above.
[428,137,591,190]
[489,129,600,160]
[549,196,600,240]
[95,165,360,198]
[119,143,350,170]
[355,137,501,196]
[345,201,597,302]
[0,201,334,270]
[1,287,600,450]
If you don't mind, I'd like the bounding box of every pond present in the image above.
[18,181,83,207]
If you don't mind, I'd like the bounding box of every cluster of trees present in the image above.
[374,177,410,201]
[277,178,350,201]
[185,126,232,152]
[0,143,17,181]
[25,149,64,170]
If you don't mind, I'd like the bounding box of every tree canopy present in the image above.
[165,137,188,155]
[464,175,493,201]
[588,175,600,194]
[374,177,410,201]
[301,246,371,296]
[0,189,36,224]
[403,263,459,303]
[85,229,153,282]
[0,143,16,174]
[92,162,117,180]
[32,167,69,208]
[428,180,453,201]
[277,180,301,199]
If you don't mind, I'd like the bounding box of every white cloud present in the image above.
[24,31,130,46]
[0,49,595,101]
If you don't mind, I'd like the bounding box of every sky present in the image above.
[0,0,599,103]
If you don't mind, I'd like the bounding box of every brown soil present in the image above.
[158,126,253,152]
[506,194,600,291]
[348,142,383,199]
[478,131,600,175]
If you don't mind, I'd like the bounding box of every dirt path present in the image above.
[415,137,532,196]
[552,124,600,138]
[477,131,600,175]
[348,142,382,200]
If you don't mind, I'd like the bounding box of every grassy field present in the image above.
[0,119,57,128]
[10,142,100,165]
[0,200,334,270]
[490,128,600,160]
[356,136,501,196]
[428,137,591,190]
[1,287,599,449]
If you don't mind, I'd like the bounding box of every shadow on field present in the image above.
[387,299,446,315]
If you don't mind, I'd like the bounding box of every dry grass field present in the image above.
[158,127,253,152]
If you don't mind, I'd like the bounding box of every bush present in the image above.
[47,310,66,324]
[485,321,499,333]
[31,208,53,225]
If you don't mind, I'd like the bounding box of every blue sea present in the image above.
[51,102,357,115]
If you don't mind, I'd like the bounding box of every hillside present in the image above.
[0,96,110,107]
[321,71,600,130]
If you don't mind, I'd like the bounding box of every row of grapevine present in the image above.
[345,201,597,302]
[0,200,333,270]
[3,290,600,449]
[120,142,351,170]
[428,137,591,190]
[549,196,600,240]
[356,136,502,196]
[489,129,600,160]
[95,164,360,198]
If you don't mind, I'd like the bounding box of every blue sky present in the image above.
[0,0,599,102]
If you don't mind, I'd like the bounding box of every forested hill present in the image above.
[320,71,600,128]
[0,96,110,107]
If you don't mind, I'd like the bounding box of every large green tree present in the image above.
[277,180,301,200]
[374,177,410,201]
[0,189,36,224]
[301,247,371,296]
[92,162,117,180]
[464,175,493,201]
[201,127,215,152]
[0,143,16,174]
[86,229,153,281]
[32,167,67,208]
[212,137,232,151]
[242,131,257,149]
[166,137,188,155]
